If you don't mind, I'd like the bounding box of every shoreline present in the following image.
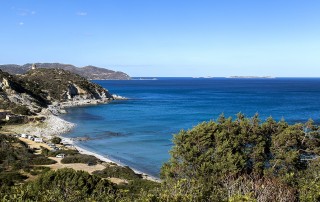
[72,142,161,182]
[4,99,161,183]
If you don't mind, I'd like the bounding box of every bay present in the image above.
[61,77,320,177]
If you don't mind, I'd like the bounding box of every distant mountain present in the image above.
[0,63,131,80]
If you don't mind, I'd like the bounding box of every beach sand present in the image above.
[3,108,160,183]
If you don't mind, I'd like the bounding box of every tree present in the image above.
[160,114,320,201]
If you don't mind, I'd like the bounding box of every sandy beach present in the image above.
[74,144,161,182]
[3,103,160,182]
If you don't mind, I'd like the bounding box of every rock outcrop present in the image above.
[0,68,114,115]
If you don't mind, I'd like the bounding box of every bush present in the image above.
[93,165,141,180]
[40,146,49,156]
[0,172,27,186]
[60,154,100,164]
[48,149,79,157]
[29,166,51,176]
[30,156,56,165]
[51,137,61,144]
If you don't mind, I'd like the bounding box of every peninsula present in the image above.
[0,63,131,80]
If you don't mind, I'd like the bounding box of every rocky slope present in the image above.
[0,63,131,80]
[0,70,47,114]
[0,68,114,115]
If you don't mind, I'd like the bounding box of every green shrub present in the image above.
[48,149,79,157]
[93,165,141,180]
[0,172,27,186]
[29,166,51,176]
[40,146,49,156]
[60,154,100,164]
[11,105,30,115]
[30,156,56,165]
[51,137,61,144]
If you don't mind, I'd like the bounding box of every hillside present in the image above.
[0,63,131,80]
[0,70,47,114]
[0,68,113,115]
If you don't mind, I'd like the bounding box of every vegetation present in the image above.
[0,134,55,185]
[1,114,320,201]
[30,155,56,165]
[93,165,160,197]
[11,105,30,116]
[157,114,320,201]
[51,136,62,144]
[45,148,79,157]
[0,68,113,116]
[61,154,100,165]
[0,168,120,201]
[93,165,141,180]
[0,69,47,114]
[0,63,131,80]
[21,68,112,101]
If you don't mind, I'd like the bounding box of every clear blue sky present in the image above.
[1,0,320,77]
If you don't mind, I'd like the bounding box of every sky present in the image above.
[1,0,320,77]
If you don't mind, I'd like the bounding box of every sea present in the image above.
[61,77,320,177]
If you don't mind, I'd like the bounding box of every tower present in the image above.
[31,63,36,70]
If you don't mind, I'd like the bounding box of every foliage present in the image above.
[93,165,141,180]
[0,134,56,183]
[51,136,62,144]
[0,172,27,186]
[20,68,112,101]
[0,168,122,202]
[298,158,320,202]
[11,105,30,115]
[160,114,320,201]
[94,165,160,197]
[47,149,79,157]
[60,154,100,164]
[30,155,56,165]
[0,134,33,171]
[1,115,320,201]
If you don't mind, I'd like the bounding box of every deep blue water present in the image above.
[61,78,320,177]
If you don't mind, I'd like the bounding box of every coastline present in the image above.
[4,98,161,183]
[73,143,161,182]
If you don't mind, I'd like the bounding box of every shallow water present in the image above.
[61,77,320,177]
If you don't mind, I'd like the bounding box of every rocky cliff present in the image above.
[0,68,114,115]
[0,63,131,80]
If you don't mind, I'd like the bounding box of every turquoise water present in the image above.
[61,78,320,177]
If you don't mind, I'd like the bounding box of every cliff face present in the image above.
[0,68,114,115]
[0,63,131,80]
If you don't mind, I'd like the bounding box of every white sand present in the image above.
[5,101,161,182]
[74,144,161,182]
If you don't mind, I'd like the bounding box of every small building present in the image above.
[34,138,43,143]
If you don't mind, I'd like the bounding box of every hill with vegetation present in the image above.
[0,68,113,115]
[0,63,131,80]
